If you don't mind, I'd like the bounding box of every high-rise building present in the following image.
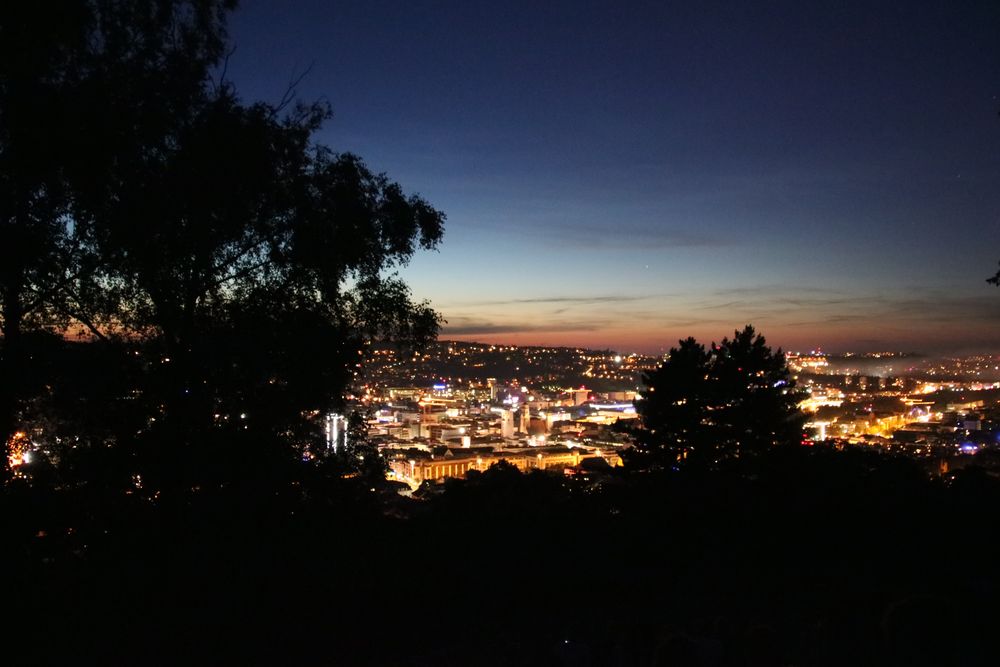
[501,409,515,439]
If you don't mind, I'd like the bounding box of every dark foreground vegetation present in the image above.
[6,445,1000,666]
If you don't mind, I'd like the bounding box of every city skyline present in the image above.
[227,1,1000,354]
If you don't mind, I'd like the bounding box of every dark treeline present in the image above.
[4,2,1000,665]
[8,446,1000,665]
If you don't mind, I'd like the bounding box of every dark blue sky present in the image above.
[227,0,1000,353]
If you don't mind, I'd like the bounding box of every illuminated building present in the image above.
[325,413,346,452]
[389,446,623,486]
[500,409,515,439]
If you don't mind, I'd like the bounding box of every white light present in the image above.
[326,413,344,453]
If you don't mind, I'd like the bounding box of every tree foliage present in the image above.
[0,2,93,447]
[1,1,444,484]
[632,325,805,468]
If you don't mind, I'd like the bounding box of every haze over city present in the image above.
[226,0,1000,354]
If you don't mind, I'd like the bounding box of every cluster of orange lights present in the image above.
[7,431,30,471]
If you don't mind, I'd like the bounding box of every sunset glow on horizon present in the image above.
[228,0,1000,355]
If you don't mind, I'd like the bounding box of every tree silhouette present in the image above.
[0,2,92,447]
[2,1,444,483]
[629,336,712,467]
[633,325,804,468]
[711,325,805,454]
[1,1,240,454]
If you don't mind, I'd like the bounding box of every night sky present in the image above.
[227,0,1000,354]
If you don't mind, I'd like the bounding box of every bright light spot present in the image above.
[6,431,30,470]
